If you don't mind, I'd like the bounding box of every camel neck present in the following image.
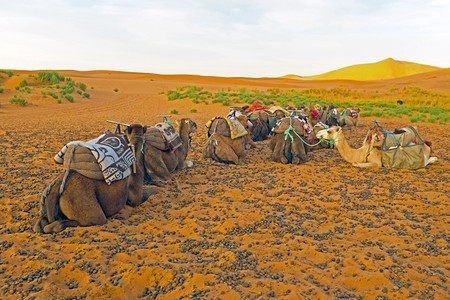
[179,124,191,158]
[332,133,356,163]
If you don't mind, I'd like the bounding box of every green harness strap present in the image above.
[283,118,328,147]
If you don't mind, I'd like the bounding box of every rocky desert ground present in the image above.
[0,70,448,299]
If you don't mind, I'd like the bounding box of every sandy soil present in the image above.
[0,71,448,299]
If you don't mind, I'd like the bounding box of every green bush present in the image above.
[0,70,14,77]
[190,108,197,113]
[410,114,426,123]
[65,94,74,102]
[9,95,30,106]
[170,109,179,114]
[37,71,65,84]
[114,88,119,92]
[82,92,90,99]
[76,82,87,91]
[0,88,4,93]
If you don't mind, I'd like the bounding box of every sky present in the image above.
[1,0,450,77]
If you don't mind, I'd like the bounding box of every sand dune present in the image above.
[283,58,442,81]
[0,70,449,299]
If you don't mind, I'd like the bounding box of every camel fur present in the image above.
[203,116,250,164]
[316,126,437,168]
[269,117,308,164]
[143,118,197,181]
[34,124,147,234]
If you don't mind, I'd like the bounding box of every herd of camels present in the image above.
[34,103,438,234]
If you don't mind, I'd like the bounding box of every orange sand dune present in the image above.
[0,70,449,299]
[284,58,442,81]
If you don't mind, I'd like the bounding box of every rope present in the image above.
[283,117,329,147]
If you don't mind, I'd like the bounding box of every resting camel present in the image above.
[34,124,147,234]
[247,110,271,141]
[316,126,437,168]
[143,118,197,181]
[320,105,340,126]
[340,108,360,127]
[203,116,251,164]
[269,117,308,164]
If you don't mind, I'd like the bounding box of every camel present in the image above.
[316,126,437,168]
[203,116,251,164]
[247,110,271,141]
[269,117,308,164]
[340,108,360,127]
[320,105,340,126]
[143,118,197,181]
[34,124,147,234]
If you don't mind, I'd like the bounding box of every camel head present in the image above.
[179,118,197,134]
[127,124,146,143]
[316,126,343,144]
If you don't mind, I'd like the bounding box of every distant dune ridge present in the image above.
[283,58,441,81]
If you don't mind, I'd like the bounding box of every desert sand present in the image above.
[0,70,449,299]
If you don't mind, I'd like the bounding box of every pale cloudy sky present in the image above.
[1,0,449,77]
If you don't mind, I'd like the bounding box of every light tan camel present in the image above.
[143,118,197,181]
[34,124,147,234]
[316,126,437,168]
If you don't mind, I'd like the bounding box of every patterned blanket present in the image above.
[148,123,182,152]
[54,133,135,185]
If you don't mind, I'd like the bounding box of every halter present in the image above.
[283,117,329,147]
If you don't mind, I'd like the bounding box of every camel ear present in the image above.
[185,119,189,124]
[127,126,132,135]
[143,126,147,134]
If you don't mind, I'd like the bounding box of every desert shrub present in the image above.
[190,108,197,113]
[76,90,82,95]
[19,80,28,88]
[37,71,65,84]
[47,91,58,99]
[410,114,426,123]
[170,109,179,114]
[82,92,90,99]
[76,82,87,91]
[0,88,3,93]
[114,88,119,92]
[0,70,14,77]
[65,95,74,102]
[9,95,30,106]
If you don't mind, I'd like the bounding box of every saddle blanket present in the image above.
[54,133,135,184]
[149,123,182,152]
[206,117,248,139]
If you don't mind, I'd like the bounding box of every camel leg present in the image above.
[145,153,171,181]
[58,180,108,227]
[426,157,438,165]
[43,220,82,234]
[214,140,239,164]
[352,161,381,168]
[291,139,307,164]
[271,138,287,163]
[34,217,49,233]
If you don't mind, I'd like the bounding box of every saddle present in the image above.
[206,117,248,139]
[54,133,135,184]
[381,126,426,169]
[145,122,182,152]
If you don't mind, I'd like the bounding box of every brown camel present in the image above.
[316,126,437,168]
[34,124,147,234]
[203,116,250,164]
[247,110,271,141]
[320,105,341,126]
[143,118,197,181]
[269,117,308,164]
[340,108,360,127]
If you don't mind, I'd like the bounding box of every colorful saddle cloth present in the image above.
[206,117,248,139]
[146,122,182,152]
[54,133,135,185]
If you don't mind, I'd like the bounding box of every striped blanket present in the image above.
[54,133,135,185]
